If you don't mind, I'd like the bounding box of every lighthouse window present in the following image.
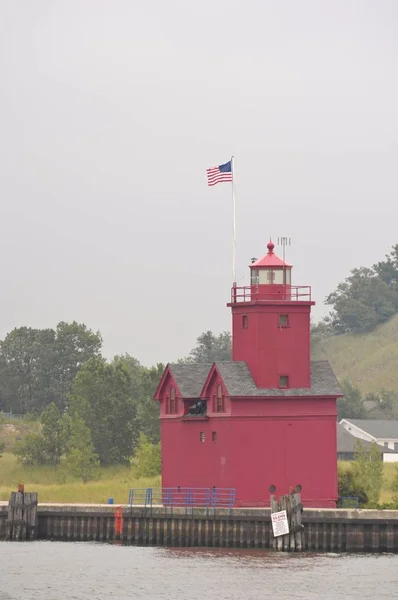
[250,269,259,285]
[273,270,284,284]
[259,269,274,284]
[170,387,176,414]
[242,315,248,328]
[279,314,289,328]
[200,432,205,443]
[279,375,289,389]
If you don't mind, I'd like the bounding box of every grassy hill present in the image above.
[0,417,40,453]
[312,314,398,394]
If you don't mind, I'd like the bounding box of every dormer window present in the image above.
[170,387,176,414]
[216,384,224,413]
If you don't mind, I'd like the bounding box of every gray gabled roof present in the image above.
[168,360,341,398]
[168,363,211,398]
[342,419,398,440]
[217,360,341,397]
[337,424,394,454]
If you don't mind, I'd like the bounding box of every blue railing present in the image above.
[337,496,359,509]
[128,487,236,516]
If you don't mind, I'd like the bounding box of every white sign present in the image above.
[271,510,290,537]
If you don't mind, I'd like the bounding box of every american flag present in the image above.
[206,160,233,186]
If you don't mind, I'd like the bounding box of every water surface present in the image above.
[0,542,397,599]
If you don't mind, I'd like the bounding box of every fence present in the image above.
[0,412,25,420]
[128,487,236,516]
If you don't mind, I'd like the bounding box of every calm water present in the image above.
[0,542,397,600]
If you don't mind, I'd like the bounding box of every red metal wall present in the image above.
[161,398,338,508]
[231,303,311,388]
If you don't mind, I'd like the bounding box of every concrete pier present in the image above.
[1,503,398,552]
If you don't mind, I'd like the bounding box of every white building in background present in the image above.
[339,419,398,463]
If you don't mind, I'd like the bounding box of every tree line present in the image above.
[3,319,396,483]
[337,379,398,421]
[313,243,398,335]
[0,324,231,476]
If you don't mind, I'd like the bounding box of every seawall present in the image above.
[1,503,398,552]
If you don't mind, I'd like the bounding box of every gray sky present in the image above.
[1,0,397,365]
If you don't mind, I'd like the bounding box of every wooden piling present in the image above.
[270,492,303,552]
[7,490,38,541]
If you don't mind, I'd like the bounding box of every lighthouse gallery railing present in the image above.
[230,285,312,303]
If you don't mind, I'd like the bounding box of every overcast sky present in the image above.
[0,0,397,365]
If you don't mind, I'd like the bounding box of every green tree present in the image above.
[364,389,398,420]
[391,465,398,504]
[113,355,162,443]
[14,432,48,466]
[70,358,137,465]
[373,243,398,301]
[352,440,384,504]
[182,331,232,364]
[133,433,161,478]
[0,327,56,413]
[14,402,69,465]
[0,322,102,415]
[41,402,70,465]
[53,321,102,411]
[337,380,366,420]
[337,464,368,505]
[326,267,396,333]
[0,414,4,457]
[65,415,99,482]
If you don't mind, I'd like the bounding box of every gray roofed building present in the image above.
[168,360,342,398]
[341,419,398,441]
[337,423,395,461]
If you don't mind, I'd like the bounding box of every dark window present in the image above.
[200,432,205,443]
[166,397,169,414]
[212,431,217,442]
[217,384,224,412]
[279,375,289,388]
[170,387,176,414]
[242,315,248,329]
[279,314,289,328]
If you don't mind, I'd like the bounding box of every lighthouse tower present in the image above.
[229,240,313,389]
[155,241,342,508]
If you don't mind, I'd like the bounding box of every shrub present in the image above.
[352,441,384,504]
[14,433,49,465]
[132,433,161,478]
[338,465,368,505]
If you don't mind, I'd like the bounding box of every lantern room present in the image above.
[249,241,292,300]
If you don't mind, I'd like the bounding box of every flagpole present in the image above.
[231,155,236,285]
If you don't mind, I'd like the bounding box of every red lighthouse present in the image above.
[155,242,341,507]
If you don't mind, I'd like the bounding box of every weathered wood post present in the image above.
[270,486,303,552]
[6,486,38,541]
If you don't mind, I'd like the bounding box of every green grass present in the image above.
[0,453,396,505]
[0,453,160,503]
[312,314,398,394]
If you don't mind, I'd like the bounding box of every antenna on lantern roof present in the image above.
[277,236,291,284]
